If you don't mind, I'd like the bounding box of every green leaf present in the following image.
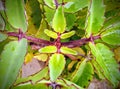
[52,6,66,33]
[37,0,43,3]
[105,8,120,18]
[49,53,65,81]
[64,0,89,13]
[44,6,55,25]
[101,29,120,45]
[71,59,94,88]
[89,43,120,87]
[60,47,78,55]
[56,78,84,89]
[44,29,58,39]
[43,0,55,9]
[86,0,105,37]
[0,11,15,31]
[91,60,105,79]
[104,0,120,13]
[0,33,7,42]
[77,14,86,30]
[65,13,76,30]
[61,30,75,39]
[0,40,9,54]
[15,67,49,85]
[0,38,27,89]
[103,16,120,30]
[15,78,84,89]
[12,82,49,89]
[5,0,27,32]
[0,14,5,31]
[39,46,57,53]
[28,0,42,29]
[35,19,50,40]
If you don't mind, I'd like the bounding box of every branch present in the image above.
[7,31,52,47]
[7,31,100,49]
[62,35,101,47]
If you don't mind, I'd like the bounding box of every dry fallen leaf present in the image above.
[22,58,45,77]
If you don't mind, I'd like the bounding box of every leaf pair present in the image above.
[39,45,77,81]
[44,29,75,39]
[39,46,77,55]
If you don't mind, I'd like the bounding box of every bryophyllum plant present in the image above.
[0,0,120,89]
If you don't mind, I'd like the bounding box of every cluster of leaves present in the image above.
[0,0,120,89]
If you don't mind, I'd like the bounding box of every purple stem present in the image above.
[7,32,101,48]
[7,32,52,46]
[54,0,59,8]
[62,35,101,47]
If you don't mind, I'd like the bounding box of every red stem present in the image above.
[62,35,100,47]
[7,31,100,49]
[7,32,52,46]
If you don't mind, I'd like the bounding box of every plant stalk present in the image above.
[7,31,100,49]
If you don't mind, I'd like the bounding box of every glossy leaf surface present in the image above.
[0,39,27,89]
[89,43,120,87]
[5,0,27,32]
[34,53,48,62]
[39,46,57,53]
[44,29,58,39]
[101,29,120,45]
[52,6,66,33]
[60,47,78,55]
[71,59,94,87]
[61,30,75,39]
[64,0,89,13]
[86,0,105,37]
[103,16,120,30]
[49,53,65,81]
